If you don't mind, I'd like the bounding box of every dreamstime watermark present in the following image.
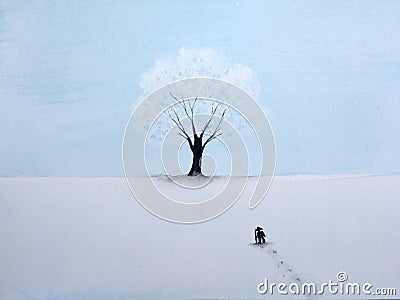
[123,78,276,223]
[257,271,397,296]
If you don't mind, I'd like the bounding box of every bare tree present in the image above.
[168,93,226,176]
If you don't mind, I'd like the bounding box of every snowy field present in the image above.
[0,175,399,299]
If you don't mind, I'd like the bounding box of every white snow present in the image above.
[0,175,399,299]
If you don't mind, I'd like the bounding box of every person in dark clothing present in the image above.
[254,226,266,244]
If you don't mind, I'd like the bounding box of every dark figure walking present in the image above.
[255,226,266,244]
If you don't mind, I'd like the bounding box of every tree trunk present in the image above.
[188,152,202,176]
[187,134,204,176]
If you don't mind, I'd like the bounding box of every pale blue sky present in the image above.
[0,1,399,176]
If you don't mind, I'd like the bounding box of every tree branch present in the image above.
[168,110,190,140]
[201,104,220,134]
[168,92,226,150]
[169,92,197,136]
[203,109,226,147]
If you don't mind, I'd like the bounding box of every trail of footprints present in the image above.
[250,242,319,300]
[254,243,302,283]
